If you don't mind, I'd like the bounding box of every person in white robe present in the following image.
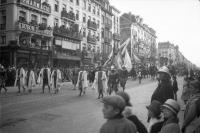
[51,67,62,94]
[76,66,88,96]
[25,67,36,93]
[92,66,108,99]
[14,66,26,93]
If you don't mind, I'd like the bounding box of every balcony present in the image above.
[105,23,112,29]
[0,24,6,30]
[87,35,97,44]
[17,0,51,15]
[53,25,82,41]
[87,20,97,31]
[17,20,53,37]
[61,10,75,22]
[113,33,120,41]
[104,37,111,43]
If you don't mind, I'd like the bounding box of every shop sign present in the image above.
[18,22,52,36]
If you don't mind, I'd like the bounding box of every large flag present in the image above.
[104,38,132,72]
[123,49,132,72]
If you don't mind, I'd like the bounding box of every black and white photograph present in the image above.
[0,0,200,133]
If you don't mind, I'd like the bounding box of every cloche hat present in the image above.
[162,99,180,115]
[157,66,171,77]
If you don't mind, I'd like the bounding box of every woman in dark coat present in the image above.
[151,66,174,104]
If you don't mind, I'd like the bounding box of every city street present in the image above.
[0,77,184,133]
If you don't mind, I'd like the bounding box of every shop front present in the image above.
[0,21,53,67]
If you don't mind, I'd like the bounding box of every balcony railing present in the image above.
[53,25,82,41]
[113,33,120,41]
[17,21,53,37]
[0,24,6,30]
[104,37,111,43]
[17,0,51,14]
[87,20,97,31]
[61,10,75,22]
[87,35,96,44]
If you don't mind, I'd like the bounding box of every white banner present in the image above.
[55,39,62,46]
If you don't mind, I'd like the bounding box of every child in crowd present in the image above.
[146,100,164,133]
[116,91,148,133]
[160,99,180,133]
[100,95,137,133]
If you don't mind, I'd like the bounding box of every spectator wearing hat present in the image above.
[117,91,148,133]
[146,100,164,133]
[100,95,137,133]
[172,75,178,100]
[160,99,180,133]
[119,66,129,91]
[182,79,200,133]
[151,66,174,104]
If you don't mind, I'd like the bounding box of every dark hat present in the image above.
[116,91,132,106]
[146,100,162,116]
[101,95,126,111]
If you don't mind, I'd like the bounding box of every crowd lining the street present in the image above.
[0,63,200,133]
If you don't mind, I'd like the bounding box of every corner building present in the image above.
[0,0,53,67]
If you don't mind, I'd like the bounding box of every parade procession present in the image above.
[1,0,200,133]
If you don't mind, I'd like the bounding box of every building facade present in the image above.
[111,5,120,53]
[120,13,157,67]
[0,0,120,67]
[158,41,177,66]
[0,0,53,67]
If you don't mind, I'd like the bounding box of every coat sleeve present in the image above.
[159,124,180,133]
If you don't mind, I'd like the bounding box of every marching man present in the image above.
[37,64,51,93]
[51,67,62,94]
[93,66,108,99]
[76,66,88,96]
[26,66,36,93]
[14,65,26,93]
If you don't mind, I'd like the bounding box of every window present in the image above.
[70,7,73,12]
[83,13,86,23]
[54,18,59,26]
[83,0,86,9]
[97,20,100,28]
[93,6,96,14]
[88,30,91,36]
[19,11,26,21]
[42,18,47,25]
[54,1,59,12]
[88,16,91,21]
[83,28,86,37]
[88,3,91,12]
[62,4,66,10]
[101,15,104,24]
[97,8,100,16]
[76,0,79,5]
[31,14,37,22]
[0,36,6,44]
[1,0,6,4]
[76,10,79,20]
[97,33,100,41]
